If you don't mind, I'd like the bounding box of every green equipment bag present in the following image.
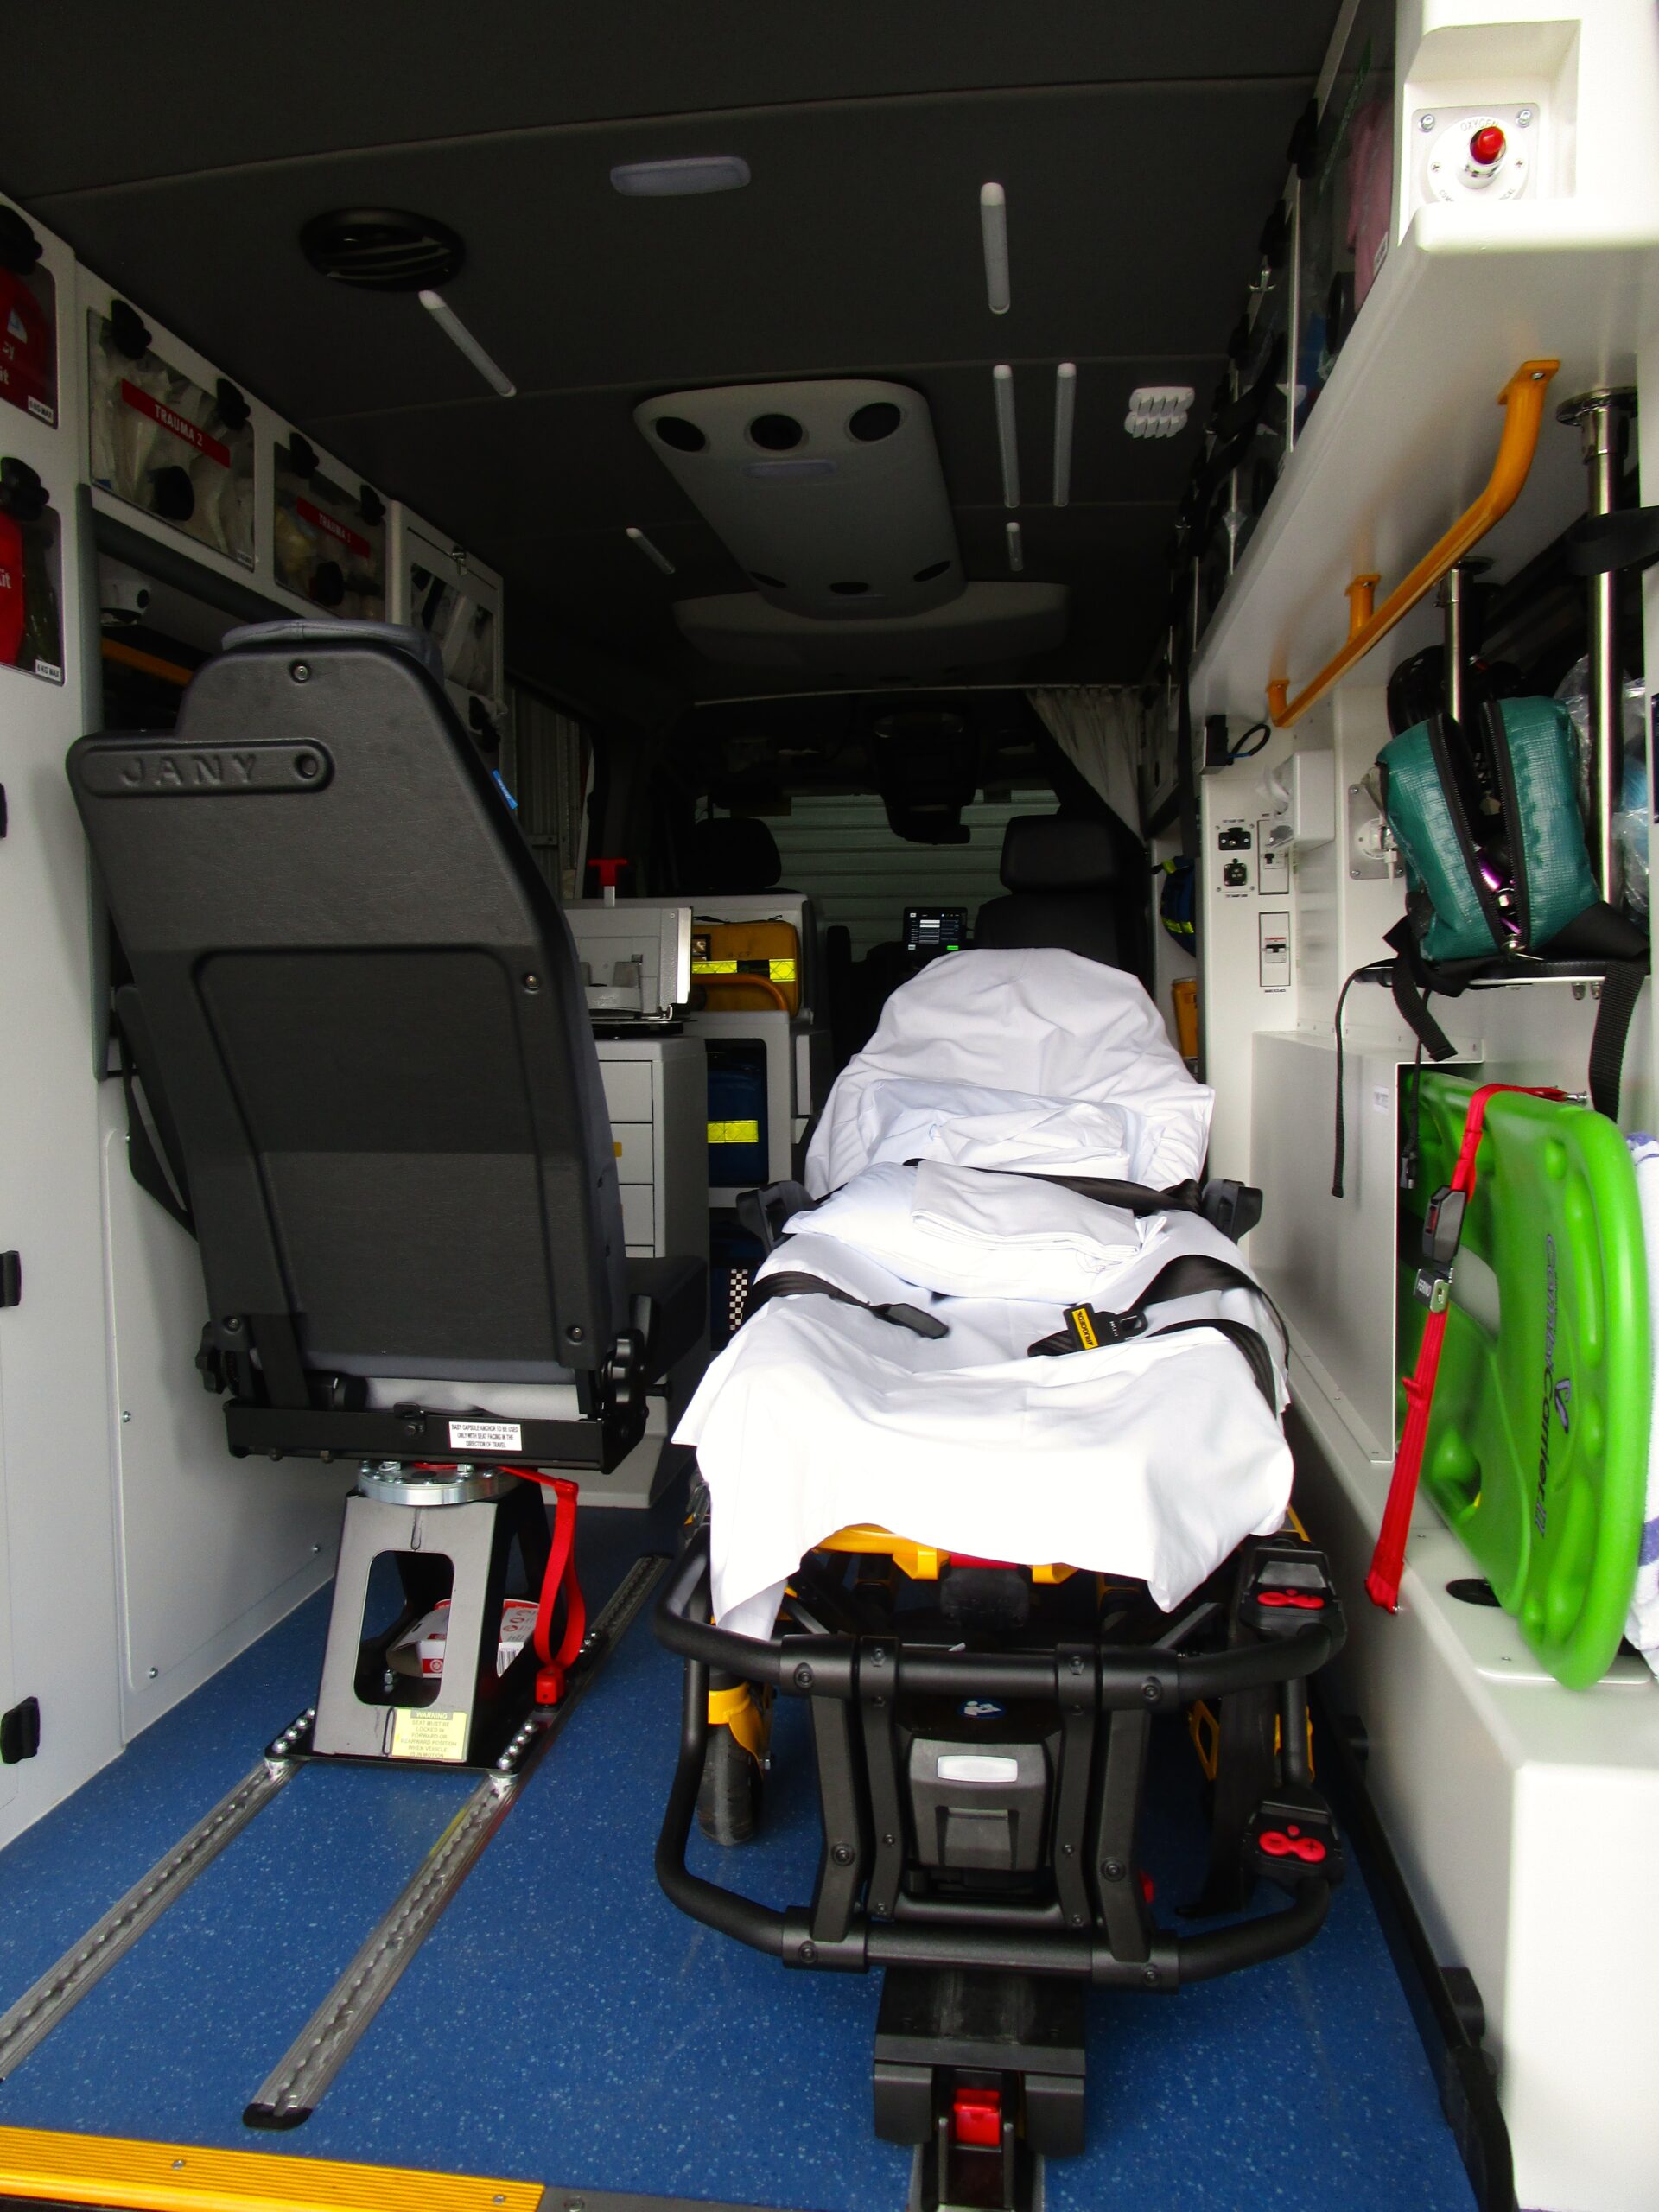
[1399,1075,1650,1686]
[1378,697,1599,963]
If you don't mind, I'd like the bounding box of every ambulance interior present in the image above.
[0,7,1656,2211]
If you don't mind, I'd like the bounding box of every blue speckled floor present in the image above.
[0,1518,1475,2212]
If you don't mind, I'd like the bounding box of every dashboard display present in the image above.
[904,906,968,954]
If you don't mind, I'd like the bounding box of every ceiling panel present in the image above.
[14,7,1342,707]
[35,84,1309,422]
[9,3,1338,195]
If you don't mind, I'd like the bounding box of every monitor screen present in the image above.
[904,906,968,955]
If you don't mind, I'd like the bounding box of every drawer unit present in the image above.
[620,1183,655,1247]
[600,1059,653,1122]
[612,1121,653,1185]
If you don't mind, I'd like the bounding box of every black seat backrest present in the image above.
[974,813,1146,976]
[68,624,626,1390]
[683,815,782,893]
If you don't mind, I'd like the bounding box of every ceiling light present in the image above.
[1124,385,1195,439]
[1052,362,1077,507]
[417,289,516,397]
[980,182,1011,315]
[626,526,676,575]
[1006,520,1024,573]
[992,364,1020,508]
[610,156,751,197]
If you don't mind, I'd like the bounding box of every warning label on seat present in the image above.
[391,1706,468,1762]
[448,1420,523,1452]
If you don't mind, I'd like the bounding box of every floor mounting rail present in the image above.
[245,1550,667,2129]
[0,1751,300,2083]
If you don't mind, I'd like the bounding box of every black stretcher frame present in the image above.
[654,1530,1341,1987]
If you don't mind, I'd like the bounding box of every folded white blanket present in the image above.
[1624,1133,1659,1678]
[830,1080,1147,1186]
[807,949,1211,1195]
[796,1159,1150,1303]
[678,1213,1291,1637]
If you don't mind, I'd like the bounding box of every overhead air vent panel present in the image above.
[300,209,466,292]
[635,380,964,622]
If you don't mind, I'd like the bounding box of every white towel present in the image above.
[1624,1133,1659,1677]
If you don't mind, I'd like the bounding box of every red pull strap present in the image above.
[1367,1083,1567,1611]
[499,1468,586,1702]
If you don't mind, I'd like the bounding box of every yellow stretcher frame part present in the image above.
[0,2122,542,2212]
[707,1681,771,1760]
[813,1524,1077,1585]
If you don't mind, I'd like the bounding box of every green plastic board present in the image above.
[1399,1076,1650,1687]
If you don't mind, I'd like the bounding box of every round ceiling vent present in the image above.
[299,208,465,292]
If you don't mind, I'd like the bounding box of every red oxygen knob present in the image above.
[1469,125,1506,168]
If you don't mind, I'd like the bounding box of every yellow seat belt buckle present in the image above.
[1065,1303,1100,1351]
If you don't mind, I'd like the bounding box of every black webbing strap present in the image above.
[745,1270,950,1340]
[1589,962,1648,1121]
[1564,505,1659,576]
[1382,926,1459,1065]
[114,994,194,1235]
[906,1161,1203,1217]
[1027,1252,1283,1411]
[1331,960,1399,1199]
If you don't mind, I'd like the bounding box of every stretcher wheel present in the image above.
[697,1725,763,1847]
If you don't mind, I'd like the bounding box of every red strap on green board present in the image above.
[1366,1082,1567,1611]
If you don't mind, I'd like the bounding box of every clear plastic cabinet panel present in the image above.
[0,252,56,428]
[272,436,386,619]
[0,466,64,684]
[87,302,255,567]
[1295,0,1396,435]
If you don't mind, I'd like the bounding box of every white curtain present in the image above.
[505,686,592,899]
[1026,687,1141,834]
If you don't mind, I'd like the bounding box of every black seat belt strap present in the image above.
[1140,1317,1279,1410]
[744,1270,950,1340]
[1027,1251,1284,1408]
[1588,963,1647,1121]
[904,1160,1203,1217]
[114,999,194,1236]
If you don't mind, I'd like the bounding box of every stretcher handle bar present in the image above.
[655,1641,789,1958]
[864,1879,1329,1986]
[1265,359,1560,730]
[653,1629,1333,1986]
[656,1538,794,1689]
[655,1533,1341,1702]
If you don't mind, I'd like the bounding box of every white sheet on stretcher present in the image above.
[679,1214,1292,1640]
[677,949,1287,1638]
[806,946,1212,1194]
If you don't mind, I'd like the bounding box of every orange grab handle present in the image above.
[1266,358,1560,729]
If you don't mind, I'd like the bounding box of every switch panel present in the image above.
[1258,911,1290,991]
[1414,105,1538,206]
[1256,818,1289,894]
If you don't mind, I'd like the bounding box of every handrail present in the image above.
[1265,358,1560,729]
